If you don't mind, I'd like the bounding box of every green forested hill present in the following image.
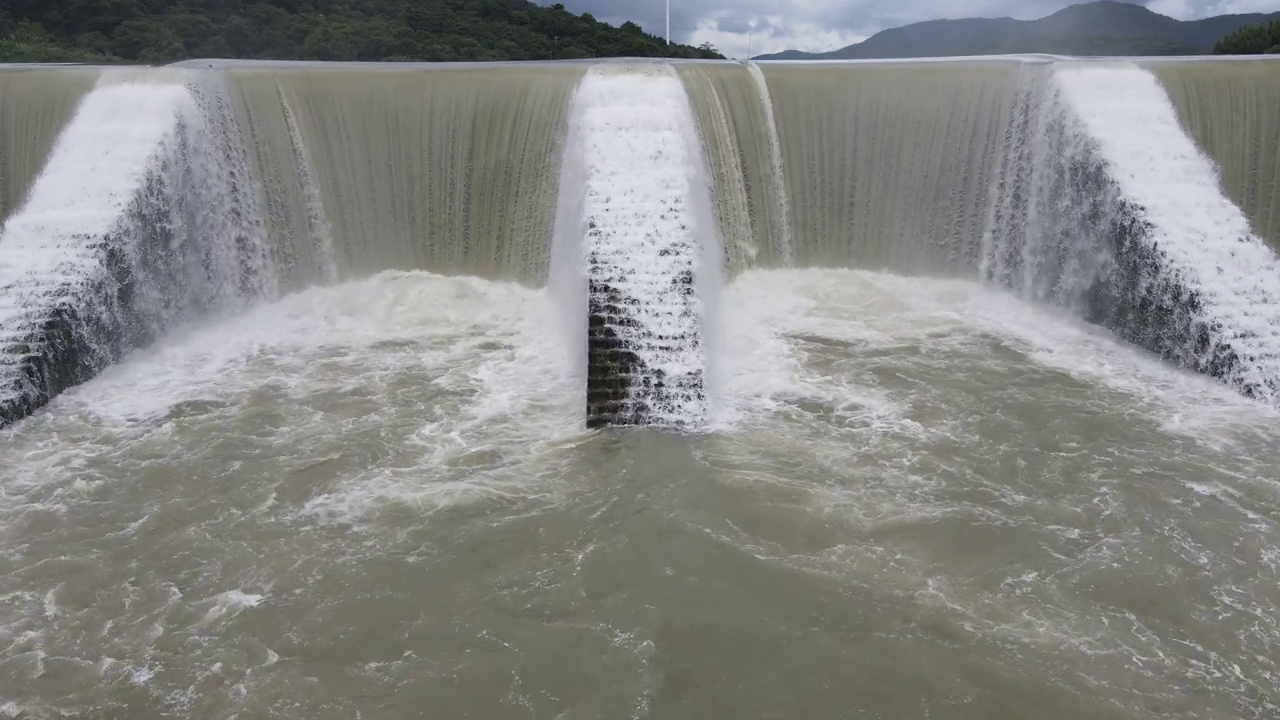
[0,0,723,64]
[1214,20,1280,54]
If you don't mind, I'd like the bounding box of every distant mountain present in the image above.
[756,1,1280,60]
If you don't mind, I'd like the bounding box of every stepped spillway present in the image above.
[0,78,200,425]
[1054,64,1280,401]
[563,65,714,429]
[978,62,1280,401]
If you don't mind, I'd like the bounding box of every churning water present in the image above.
[2,57,1280,718]
[3,269,1280,718]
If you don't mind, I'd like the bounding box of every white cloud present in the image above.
[1148,0,1280,17]
[686,12,873,57]
[1146,0,1195,18]
[1203,0,1280,13]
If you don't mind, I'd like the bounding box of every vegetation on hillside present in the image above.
[0,0,722,64]
[1214,20,1280,54]
[0,21,116,62]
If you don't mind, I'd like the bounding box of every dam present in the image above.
[2,56,1280,719]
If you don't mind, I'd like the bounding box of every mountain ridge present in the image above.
[755,1,1280,60]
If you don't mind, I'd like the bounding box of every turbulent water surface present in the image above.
[3,269,1279,719]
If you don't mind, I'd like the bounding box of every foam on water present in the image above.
[2,265,1279,718]
[723,267,1279,451]
[2,61,1280,720]
[708,267,1280,717]
[2,272,581,518]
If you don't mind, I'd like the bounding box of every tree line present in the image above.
[0,0,723,64]
[1214,20,1280,54]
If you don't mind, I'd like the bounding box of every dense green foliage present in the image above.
[1214,20,1280,54]
[0,21,118,62]
[0,0,722,64]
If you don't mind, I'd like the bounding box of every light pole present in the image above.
[666,0,671,45]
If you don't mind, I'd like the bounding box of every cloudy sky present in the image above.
[539,0,1280,56]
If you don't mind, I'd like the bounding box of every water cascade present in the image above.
[0,68,98,223]
[0,65,584,426]
[7,57,1280,720]
[0,73,271,426]
[726,59,1280,404]
[677,64,791,273]
[982,64,1280,401]
[2,58,1280,426]
[563,65,715,428]
[760,62,1020,275]
[226,66,583,288]
[1148,60,1280,252]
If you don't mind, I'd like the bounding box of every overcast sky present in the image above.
[539,0,1280,56]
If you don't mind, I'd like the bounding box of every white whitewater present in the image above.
[568,64,716,427]
[747,62,794,266]
[0,72,275,423]
[0,81,189,267]
[0,77,195,404]
[1053,64,1280,401]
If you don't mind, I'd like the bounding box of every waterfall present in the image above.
[676,63,790,273]
[562,65,717,429]
[1149,60,1280,253]
[760,61,1019,274]
[226,66,583,287]
[984,63,1280,401]
[3,59,1280,426]
[0,64,586,427]
[278,92,338,284]
[0,68,97,224]
[0,73,270,426]
[747,62,794,267]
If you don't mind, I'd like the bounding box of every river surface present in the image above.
[2,269,1278,719]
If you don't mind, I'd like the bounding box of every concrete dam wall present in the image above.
[1,57,1279,427]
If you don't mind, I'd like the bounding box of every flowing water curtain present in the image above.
[226,66,585,286]
[676,63,792,273]
[0,68,98,224]
[984,62,1280,402]
[0,70,275,427]
[761,61,1019,276]
[1149,60,1280,253]
[565,65,718,429]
